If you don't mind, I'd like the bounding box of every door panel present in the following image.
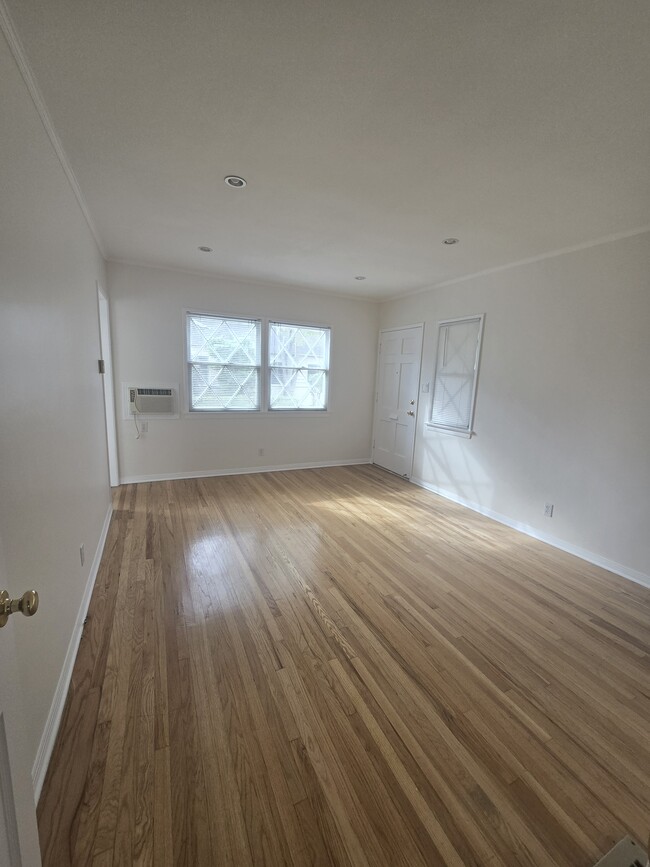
[372,326,423,478]
[0,535,42,866]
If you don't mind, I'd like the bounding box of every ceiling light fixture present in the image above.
[355,276,366,280]
[224,175,247,188]
[198,246,213,252]
[443,237,459,245]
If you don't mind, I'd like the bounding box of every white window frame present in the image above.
[268,321,330,412]
[186,311,262,412]
[426,314,484,438]
[182,310,333,416]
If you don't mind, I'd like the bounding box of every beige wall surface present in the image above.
[0,31,110,766]
[108,261,379,481]
[380,233,650,582]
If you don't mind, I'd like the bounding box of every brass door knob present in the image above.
[0,590,39,628]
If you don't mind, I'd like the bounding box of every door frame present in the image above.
[371,323,425,479]
[96,283,119,487]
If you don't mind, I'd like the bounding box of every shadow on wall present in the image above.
[419,431,495,514]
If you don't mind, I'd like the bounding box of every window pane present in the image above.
[188,314,260,365]
[269,323,329,369]
[270,368,327,410]
[190,364,259,410]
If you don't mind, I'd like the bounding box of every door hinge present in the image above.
[98,359,105,374]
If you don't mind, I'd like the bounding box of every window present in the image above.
[429,314,484,436]
[269,322,330,410]
[187,313,261,411]
[185,313,330,413]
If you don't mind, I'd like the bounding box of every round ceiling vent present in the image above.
[224,175,247,188]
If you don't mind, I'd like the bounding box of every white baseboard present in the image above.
[32,502,114,801]
[411,477,650,591]
[120,458,371,485]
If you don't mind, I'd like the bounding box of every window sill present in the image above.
[183,409,333,419]
[425,422,473,439]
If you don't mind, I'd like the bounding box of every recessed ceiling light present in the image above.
[355,275,366,280]
[224,175,247,188]
[443,237,459,245]
[198,246,213,252]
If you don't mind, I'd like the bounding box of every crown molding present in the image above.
[107,256,380,303]
[385,224,650,302]
[0,0,106,258]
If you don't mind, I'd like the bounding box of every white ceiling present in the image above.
[7,0,650,299]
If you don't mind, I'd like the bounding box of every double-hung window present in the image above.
[185,314,330,412]
[268,322,330,410]
[187,313,261,411]
[429,314,484,436]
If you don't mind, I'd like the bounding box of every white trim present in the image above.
[120,458,371,485]
[97,284,120,486]
[424,424,472,438]
[410,477,650,590]
[180,408,334,420]
[0,0,106,258]
[32,503,113,800]
[385,225,650,302]
[108,257,374,302]
[429,314,484,437]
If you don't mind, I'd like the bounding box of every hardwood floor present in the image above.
[38,465,650,866]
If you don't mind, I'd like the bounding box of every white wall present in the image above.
[108,262,378,481]
[380,233,650,584]
[0,29,111,772]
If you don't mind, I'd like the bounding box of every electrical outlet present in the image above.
[80,543,85,566]
[141,421,148,433]
[258,448,265,457]
[544,503,554,518]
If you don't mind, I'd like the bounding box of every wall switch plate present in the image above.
[141,421,148,433]
[258,448,265,457]
[544,503,554,518]
[421,382,430,393]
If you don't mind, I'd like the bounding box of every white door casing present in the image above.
[372,325,423,478]
[97,284,119,487]
[0,533,42,866]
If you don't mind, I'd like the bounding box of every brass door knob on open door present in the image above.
[0,590,39,628]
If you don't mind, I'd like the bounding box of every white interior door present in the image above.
[372,325,423,478]
[0,535,42,866]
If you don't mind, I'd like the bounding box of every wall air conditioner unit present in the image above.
[129,387,175,415]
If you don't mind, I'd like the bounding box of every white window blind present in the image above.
[430,315,484,435]
[269,322,330,410]
[187,313,261,411]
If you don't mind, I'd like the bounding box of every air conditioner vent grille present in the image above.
[127,385,176,416]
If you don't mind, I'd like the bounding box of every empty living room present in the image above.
[0,1,648,865]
